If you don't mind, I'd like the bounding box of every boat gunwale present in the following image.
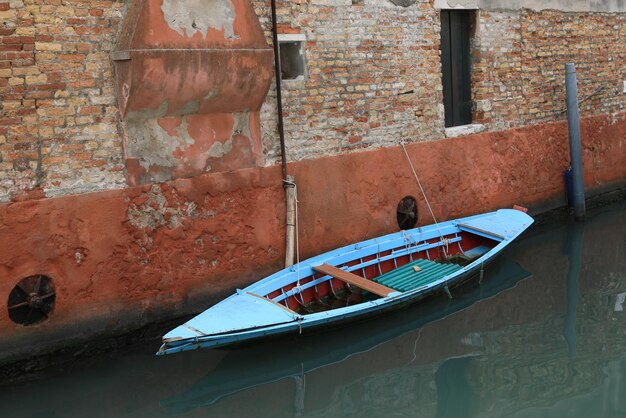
[246,209,526,299]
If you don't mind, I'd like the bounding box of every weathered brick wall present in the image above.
[0,0,126,202]
[471,10,524,130]
[0,1,624,201]
[254,0,444,165]
[257,2,626,165]
[473,10,626,130]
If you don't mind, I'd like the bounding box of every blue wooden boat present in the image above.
[158,208,533,355]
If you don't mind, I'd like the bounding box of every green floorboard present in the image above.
[373,258,462,292]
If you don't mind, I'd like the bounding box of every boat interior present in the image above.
[255,226,501,315]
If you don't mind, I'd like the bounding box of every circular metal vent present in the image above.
[7,275,56,326]
[397,196,418,230]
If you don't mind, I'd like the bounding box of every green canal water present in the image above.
[1,201,625,418]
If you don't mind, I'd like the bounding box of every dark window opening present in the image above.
[8,275,56,326]
[441,10,475,128]
[279,41,306,81]
[397,196,419,230]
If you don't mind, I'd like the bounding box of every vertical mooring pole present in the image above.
[285,175,296,267]
[565,63,586,221]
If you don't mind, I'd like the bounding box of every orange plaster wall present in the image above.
[0,113,624,362]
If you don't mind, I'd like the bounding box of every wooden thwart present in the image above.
[312,263,396,297]
[457,223,505,240]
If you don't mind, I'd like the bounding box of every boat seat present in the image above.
[312,263,397,297]
[373,258,462,292]
[460,245,491,260]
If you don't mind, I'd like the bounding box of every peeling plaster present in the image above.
[124,103,196,171]
[203,90,218,101]
[123,108,259,180]
[127,184,197,230]
[161,0,238,39]
[205,111,253,167]
[207,138,234,159]
[232,111,252,138]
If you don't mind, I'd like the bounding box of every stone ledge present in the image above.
[445,123,486,138]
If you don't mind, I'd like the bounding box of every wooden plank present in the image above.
[246,292,298,315]
[312,263,397,297]
[457,223,505,240]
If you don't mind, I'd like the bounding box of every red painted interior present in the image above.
[274,231,497,310]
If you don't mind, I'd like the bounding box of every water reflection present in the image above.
[163,256,532,414]
[0,202,624,418]
[564,222,584,358]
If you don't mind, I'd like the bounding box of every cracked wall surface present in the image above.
[161,0,237,39]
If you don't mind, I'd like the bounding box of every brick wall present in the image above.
[255,0,445,165]
[473,10,626,130]
[0,1,624,202]
[0,0,126,202]
[256,2,625,166]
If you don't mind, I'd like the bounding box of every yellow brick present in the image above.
[39,127,54,137]
[56,6,75,16]
[11,67,40,76]
[15,27,36,36]
[25,74,47,84]
[3,101,21,111]
[54,90,70,99]
[68,97,87,106]
[0,10,16,20]
[8,77,24,86]
[35,42,63,51]
[0,69,12,78]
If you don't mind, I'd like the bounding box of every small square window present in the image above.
[278,34,306,81]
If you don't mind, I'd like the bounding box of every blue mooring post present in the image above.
[565,63,586,221]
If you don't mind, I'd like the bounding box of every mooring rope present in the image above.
[400,142,447,249]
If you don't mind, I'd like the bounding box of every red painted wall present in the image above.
[0,113,624,363]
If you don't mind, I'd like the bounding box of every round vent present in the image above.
[7,275,56,326]
[397,196,418,230]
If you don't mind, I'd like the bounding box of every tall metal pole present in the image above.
[565,63,586,221]
[270,0,288,183]
[270,0,296,267]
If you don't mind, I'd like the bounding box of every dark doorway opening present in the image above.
[441,10,474,128]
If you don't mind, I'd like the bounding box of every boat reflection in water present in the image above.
[163,256,533,413]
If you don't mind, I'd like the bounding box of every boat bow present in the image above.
[161,291,301,351]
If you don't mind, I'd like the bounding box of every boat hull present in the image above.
[159,209,533,355]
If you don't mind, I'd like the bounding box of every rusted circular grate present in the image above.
[7,275,56,326]
[397,196,418,230]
